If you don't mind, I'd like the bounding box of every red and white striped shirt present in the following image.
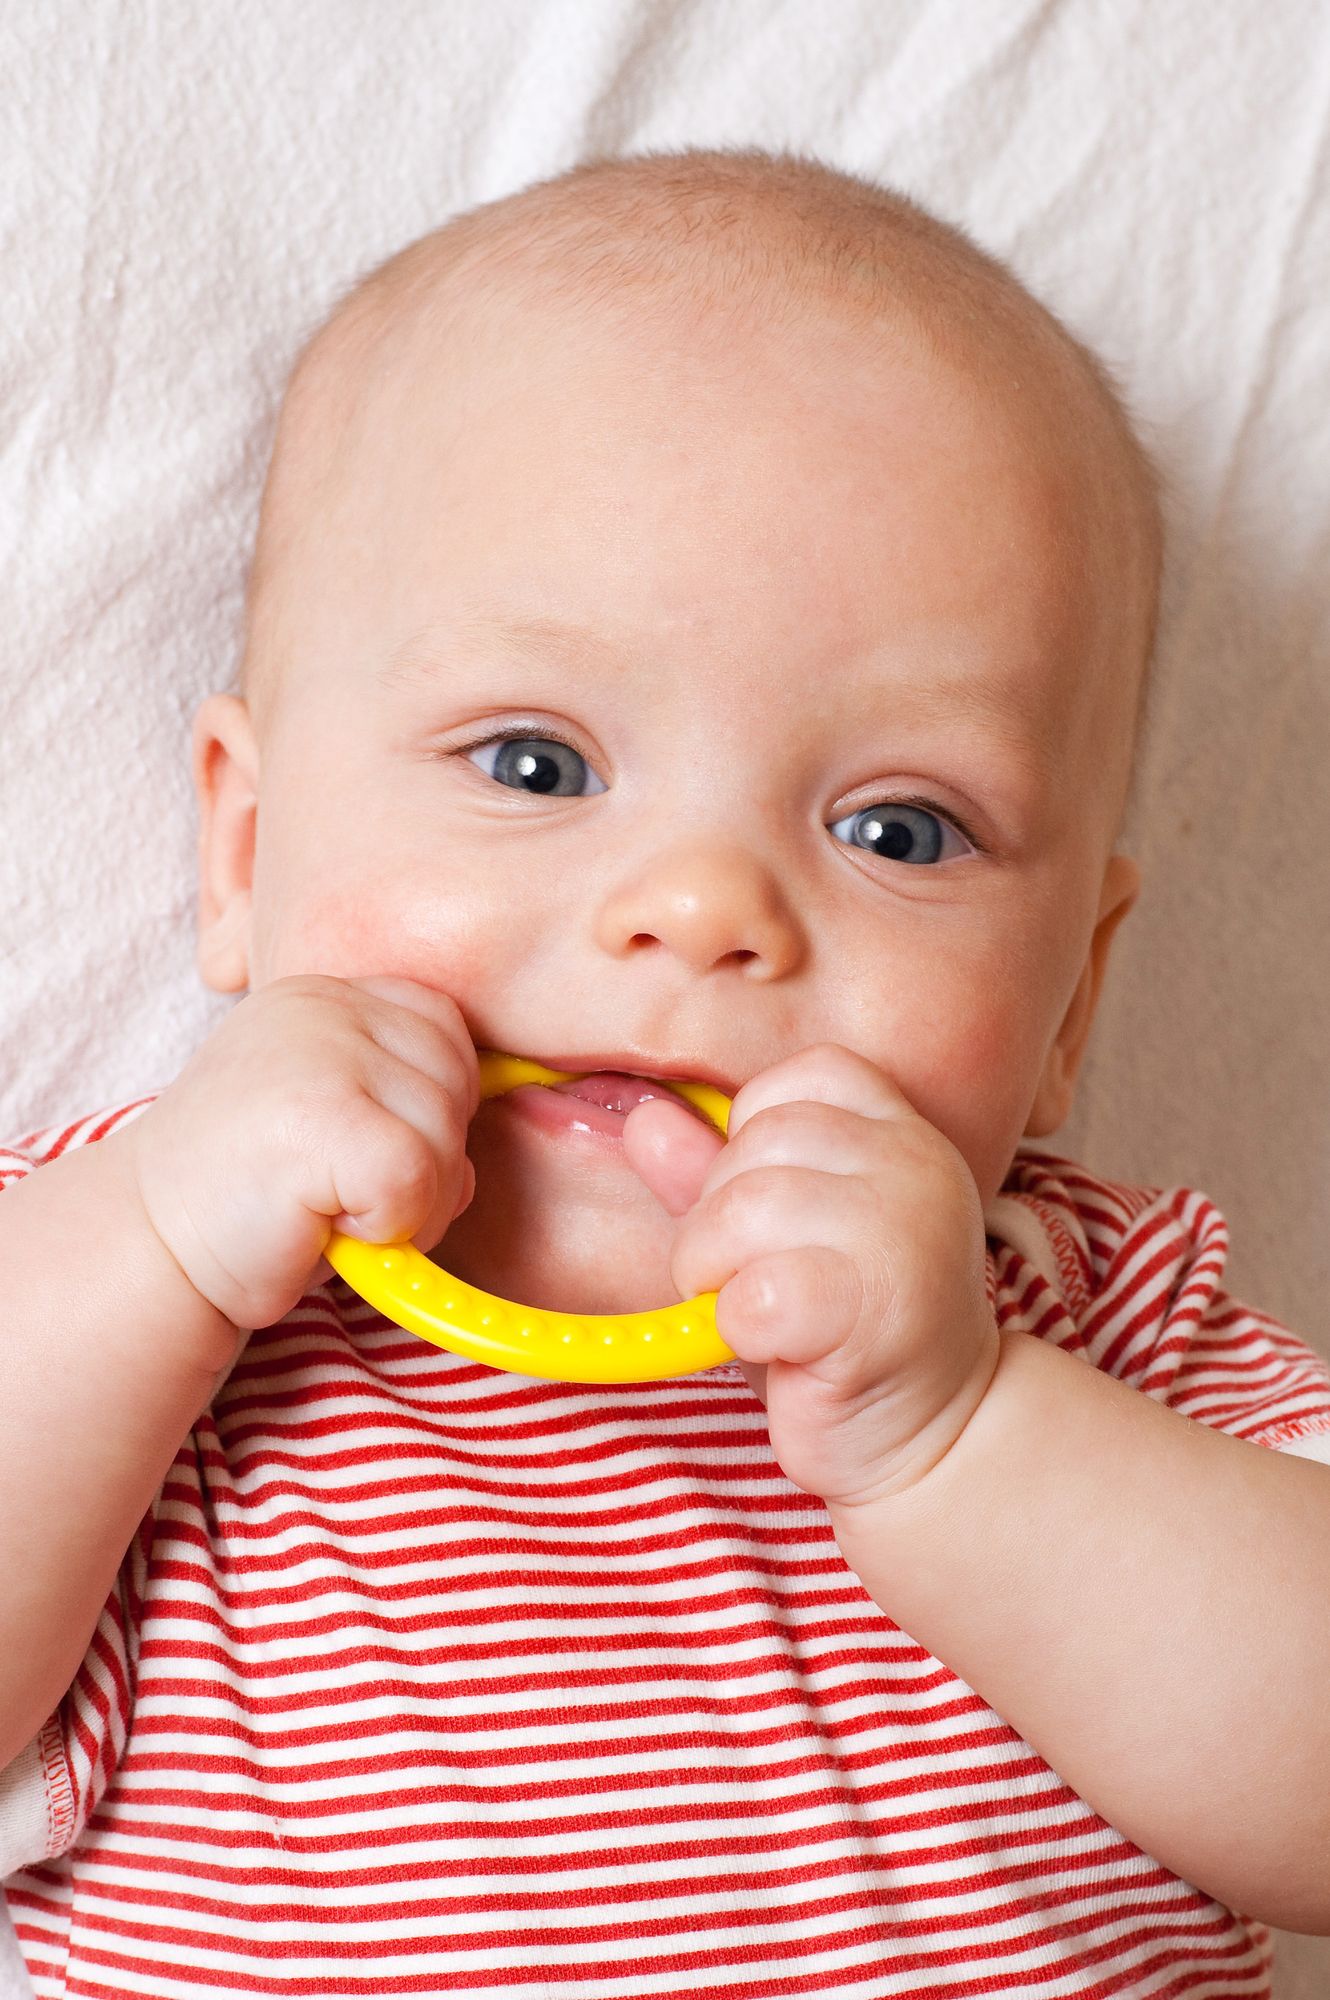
[3,1094,1329,1999]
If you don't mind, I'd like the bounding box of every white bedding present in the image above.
[4,2,1328,1991]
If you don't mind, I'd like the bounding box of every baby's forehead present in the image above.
[246,166,1159,827]
[314,244,1147,629]
[289,232,1146,600]
[285,161,1149,491]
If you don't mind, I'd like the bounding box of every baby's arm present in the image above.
[653,1043,1330,1936]
[0,1130,236,1771]
[831,1329,1330,1935]
[0,975,477,1776]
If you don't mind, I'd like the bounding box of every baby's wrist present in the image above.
[102,1125,246,1377]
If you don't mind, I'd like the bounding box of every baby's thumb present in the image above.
[621,1095,725,1217]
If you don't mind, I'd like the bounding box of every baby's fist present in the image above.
[637,1044,1000,1511]
[126,975,479,1331]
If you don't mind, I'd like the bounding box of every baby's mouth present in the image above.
[547,1071,715,1126]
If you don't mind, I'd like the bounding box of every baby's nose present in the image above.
[592,841,806,978]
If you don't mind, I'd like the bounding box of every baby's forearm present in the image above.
[830,1328,1330,1936]
[0,1134,238,1771]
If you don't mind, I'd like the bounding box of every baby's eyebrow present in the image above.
[862,670,1040,747]
[377,614,623,689]
[377,614,1050,777]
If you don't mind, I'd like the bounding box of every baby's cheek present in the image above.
[263,878,491,1003]
[913,1004,1045,1205]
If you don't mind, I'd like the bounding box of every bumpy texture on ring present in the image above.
[323,1052,735,1383]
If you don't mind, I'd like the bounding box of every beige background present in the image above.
[2,0,1327,1989]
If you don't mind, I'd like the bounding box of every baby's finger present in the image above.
[331,1053,474,1248]
[716,1246,862,1368]
[621,1095,725,1217]
[727,1042,915,1143]
[689,1098,888,1206]
[321,1096,447,1248]
[670,1163,880,1303]
[348,976,481,1122]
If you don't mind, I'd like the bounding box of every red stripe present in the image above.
[22,1909,1258,1999]
[4,1100,1307,1997]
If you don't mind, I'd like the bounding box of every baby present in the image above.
[3,146,1330,1998]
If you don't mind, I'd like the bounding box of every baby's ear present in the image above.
[192,693,259,993]
[1024,852,1141,1138]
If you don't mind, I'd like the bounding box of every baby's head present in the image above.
[193,148,1161,1311]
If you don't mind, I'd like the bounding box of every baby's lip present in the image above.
[531,1054,742,1099]
[549,1071,716,1125]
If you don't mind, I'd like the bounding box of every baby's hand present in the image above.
[124,976,479,1332]
[625,1044,999,1513]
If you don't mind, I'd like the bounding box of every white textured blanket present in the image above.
[3,3,1328,1993]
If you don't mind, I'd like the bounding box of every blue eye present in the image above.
[463,737,975,862]
[466,733,607,797]
[829,801,971,865]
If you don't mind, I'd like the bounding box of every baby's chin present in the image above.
[429,1110,686,1317]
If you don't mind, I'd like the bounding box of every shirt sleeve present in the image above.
[986,1150,1330,1457]
[1279,1427,1330,1464]
[0,1097,162,1878]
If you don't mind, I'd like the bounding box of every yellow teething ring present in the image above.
[324,1052,735,1383]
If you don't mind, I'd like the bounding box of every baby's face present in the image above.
[197,286,1144,1313]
